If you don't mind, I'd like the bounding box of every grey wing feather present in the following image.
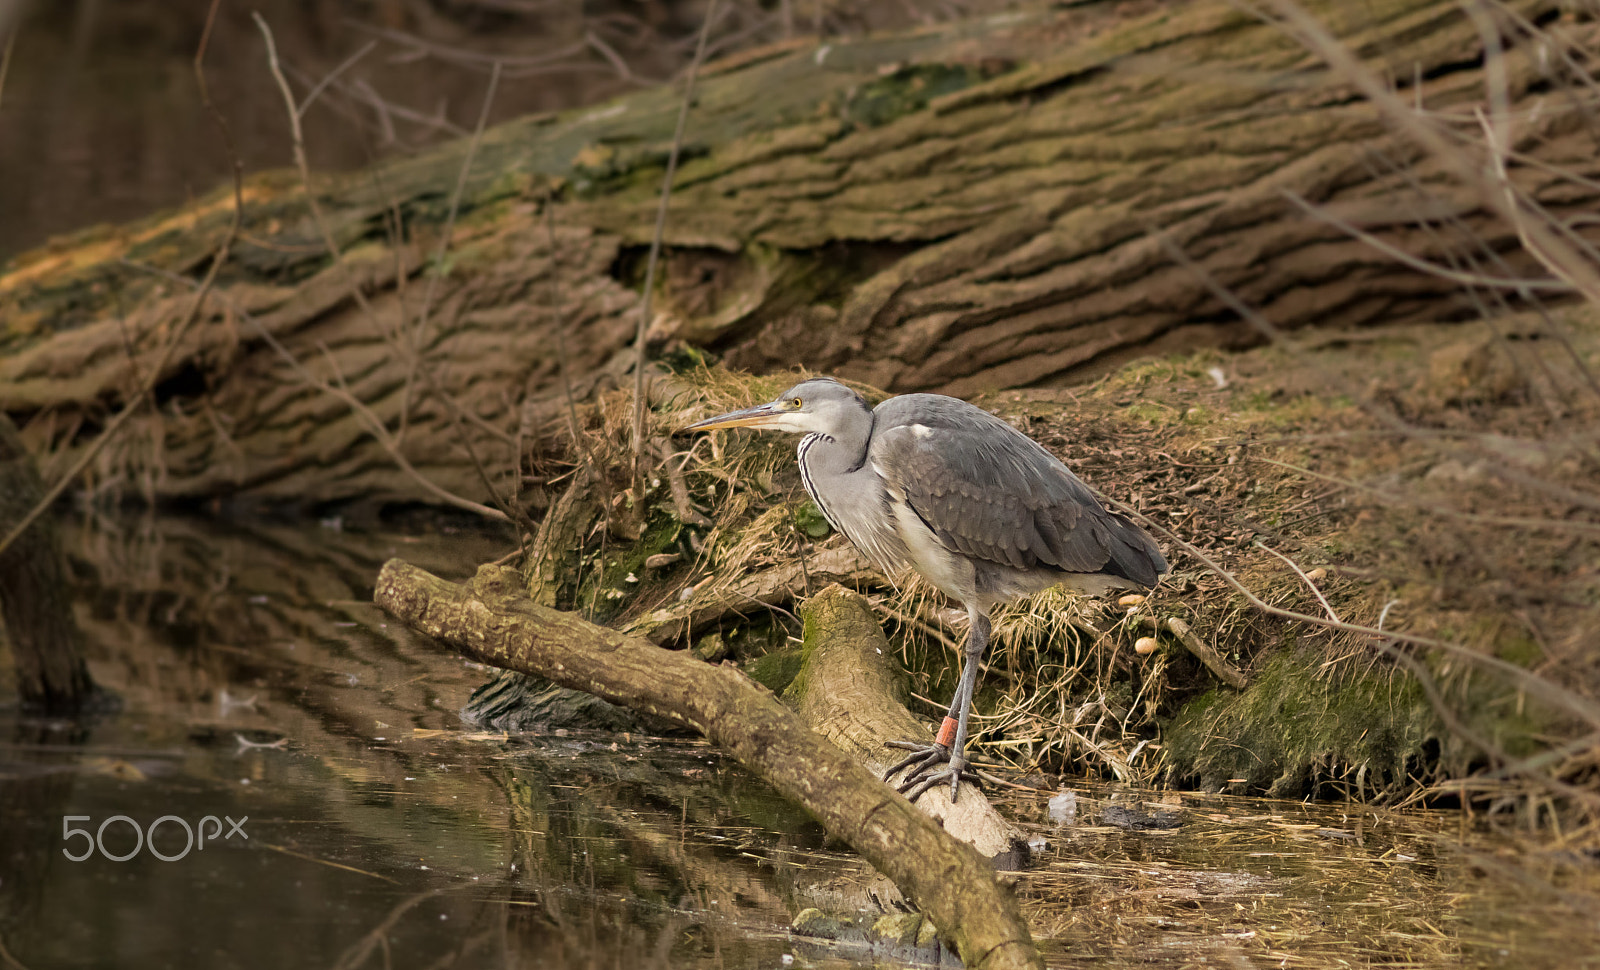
[870,396,1167,587]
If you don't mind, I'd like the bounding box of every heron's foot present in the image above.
[882,741,984,802]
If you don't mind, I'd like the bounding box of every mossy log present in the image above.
[374,558,1043,970]
[0,414,99,711]
[2,0,1594,510]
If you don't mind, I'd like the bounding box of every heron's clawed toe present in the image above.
[882,742,946,784]
[882,740,980,802]
[899,763,982,802]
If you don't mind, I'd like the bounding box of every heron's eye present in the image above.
[791,397,803,408]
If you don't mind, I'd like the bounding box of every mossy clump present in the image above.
[745,647,805,693]
[1161,651,1443,799]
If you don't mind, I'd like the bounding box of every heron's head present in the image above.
[681,378,869,437]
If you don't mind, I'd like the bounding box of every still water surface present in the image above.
[0,513,1594,968]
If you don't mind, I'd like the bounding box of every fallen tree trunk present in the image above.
[2,0,1594,511]
[375,558,1043,970]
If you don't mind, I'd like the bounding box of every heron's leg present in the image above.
[942,609,990,799]
[883,609,992,801]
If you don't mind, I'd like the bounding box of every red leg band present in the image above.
[936,716,958,748]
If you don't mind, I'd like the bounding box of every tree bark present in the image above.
[1,0,1594,509]
[374,558,1043,970]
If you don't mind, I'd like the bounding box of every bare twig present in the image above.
[544,199,588,464]
[255,12,379,322]
[585,29,652,85]
[1099,492,1600,734]
[1279,190,1572,293]
[1253,540,1337,622]
[1157,230,1600,515]
[297,39,378,118]
[1252,457,1600,535]
[120,260,511,524]
[255,14,514,524]
[1255,0,1600,306]
[631,0,723,469]
[0,20,15,110]
[1250,524,1600,809]
[403,59,501,440]
[347,21,587,72]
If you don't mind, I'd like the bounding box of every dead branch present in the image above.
[628,542,878,643]
[632,0,722,467]
[1137,614,1248,690]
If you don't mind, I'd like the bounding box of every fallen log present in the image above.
[6,0,1594,511]
[375,559,1042,970]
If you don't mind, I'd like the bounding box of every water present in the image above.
[1,512,1595,968]
[0,513,818,969]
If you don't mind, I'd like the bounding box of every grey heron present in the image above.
[684,378,1167,801]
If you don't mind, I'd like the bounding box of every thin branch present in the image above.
[0,21,15,110]
[585,29,655,85]
[256,12,379,321]
[1156,229,1600,516]
[255,14,513,524]
[297,39,378,118]
[120,260,510,524]
[1279,189,1573,293]
[631,0,723,469]
[402,59,501,440]
[1253,540,1336,622]
[348,21,587,70]
[1255,0,1600,307]
[1097,490,1600,734]
[1252,456,1600,535]
[544,197,589,465]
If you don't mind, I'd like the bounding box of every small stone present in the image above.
[1305,567,1327,582]
[1118,593,1146,607]
[1048,789,1077,824]
[1134,636,1159,655]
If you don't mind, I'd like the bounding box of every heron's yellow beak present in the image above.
[680,401,789,433]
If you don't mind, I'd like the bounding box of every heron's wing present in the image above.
[870,400,1164,585]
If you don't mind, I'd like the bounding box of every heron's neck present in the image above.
[797,418,870,479]
[797,420,866,514]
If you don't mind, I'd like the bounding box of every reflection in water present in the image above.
[1,511,1596,969]
[0,512,816,969]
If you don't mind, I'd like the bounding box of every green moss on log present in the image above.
[1161,651,1446,798]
